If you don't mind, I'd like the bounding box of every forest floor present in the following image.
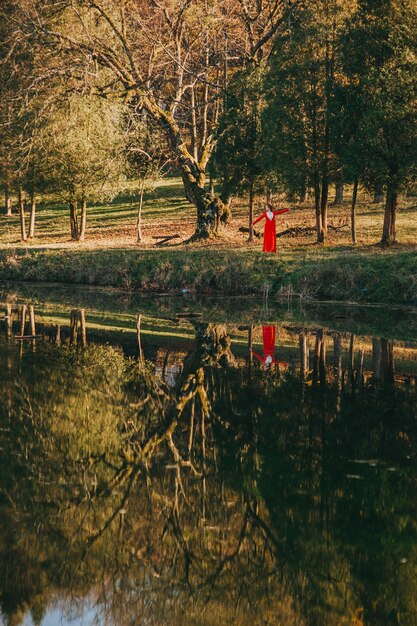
[0,177,416,305]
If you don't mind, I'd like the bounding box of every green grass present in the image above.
[1,177,416,305]
[0,246,416,305]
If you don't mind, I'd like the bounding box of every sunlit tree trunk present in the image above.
[79,198,87,241]
[18,186,27,242]
[28,193,36,239]
[137,181,145,243]
[5,186,12,216]
[70,200,78,241]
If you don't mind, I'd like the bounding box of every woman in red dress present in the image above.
[252,204,290,252]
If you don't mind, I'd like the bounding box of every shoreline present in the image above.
[0,246,416,307]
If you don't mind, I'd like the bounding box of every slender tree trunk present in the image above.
[137,181,145,243]
[373,188,384,204]
[79,198,87,241]
[320,175,328,238]
[248,179,254,242]
[5,186,12,216]
[70,200,78,241]
[28,194,36,239]
[381,189,398,244]
[18,187,27,242]
[314,174,324,243]
[351,177,359,244]
[79,309,87,346]
[248,325,253,367]
[333,182,344,205]
[299,181,309,203]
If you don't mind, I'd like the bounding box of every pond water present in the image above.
[0,285,416,626]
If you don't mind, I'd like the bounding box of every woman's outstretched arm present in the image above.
[252,212,266,225]
[274,208,290,215]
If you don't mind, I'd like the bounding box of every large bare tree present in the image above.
[13,0,299,239]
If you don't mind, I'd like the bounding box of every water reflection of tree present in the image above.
[0,323,416,626]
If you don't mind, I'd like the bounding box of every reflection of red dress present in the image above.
[252,326,288,368]
[253,209,289,252]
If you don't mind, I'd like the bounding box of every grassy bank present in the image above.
[0,246,416,305]
[1,178,416,305]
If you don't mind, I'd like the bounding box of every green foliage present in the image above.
[214,67,273,200]
[262,0,350,200]
[335,0,417,194]
[42,95,126,204]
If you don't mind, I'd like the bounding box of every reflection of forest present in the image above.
[0,303,417,626]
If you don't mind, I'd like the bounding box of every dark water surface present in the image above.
[0,285,416,626]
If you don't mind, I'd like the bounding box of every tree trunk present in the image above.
[314,175,324,243]
[28,194,36,239]
[70,201,79,241]
[79,199,87,241]
[248,180,254,242]
[333,182,344,205]
[320,175,328,238]
[18,187,27,242]
[373,188,384,204]
[182,172,227,240]
[381,189,398,244]
[351,177,359,244]
[5,187,12,216]
[137,182,145,243]
[299,181,309,204]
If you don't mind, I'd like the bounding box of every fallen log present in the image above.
[153,234,181,246]
[239,227,261,238]
[276,223,349,238]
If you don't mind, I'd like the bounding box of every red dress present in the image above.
[253,209,289,252]
[252,326,288,369]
